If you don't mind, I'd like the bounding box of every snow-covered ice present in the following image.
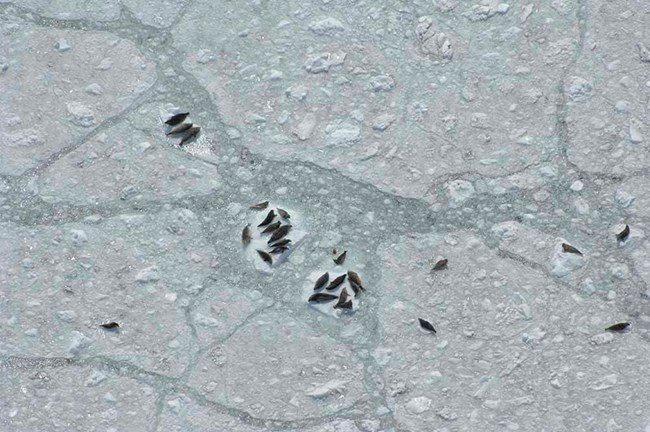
[2,0,650,430]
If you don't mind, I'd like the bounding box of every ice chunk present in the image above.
[70,229,88,245]
[68,331,94,355]
[292,113,317,140]
[566,76,593,102]
[56,310,78,323]
[308,17,345,35]
[135,266,160,283]
[194,313,220,328]
[369,74,395,92]
[84,370,107,387]
[84,83,104,95]
[325,124,361,147]
[446,180,475,207]
[305,379,348,398]
[405,396,431,414]
[66,102,96,127]
[54,39,71,52]
[591,374,617,390]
